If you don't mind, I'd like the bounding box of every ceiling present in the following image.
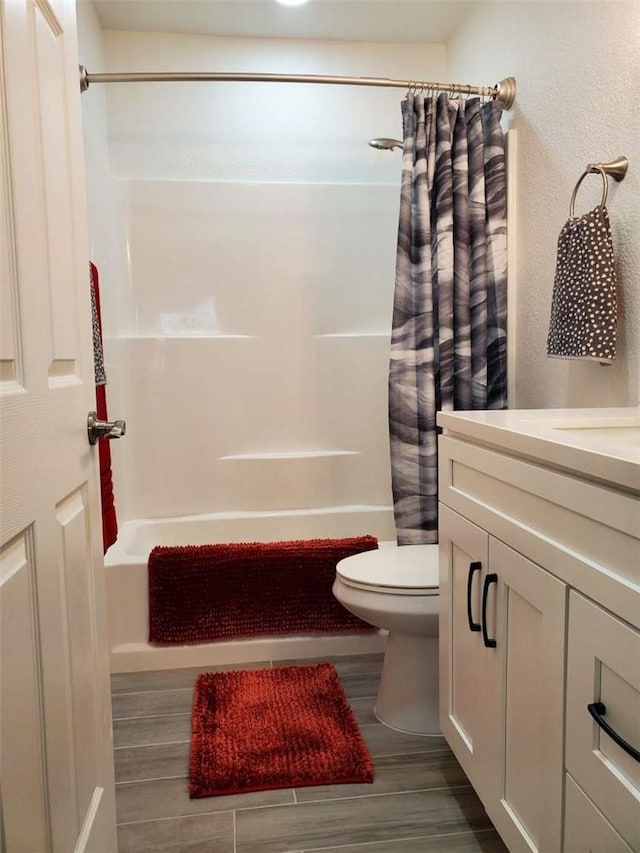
[92,0,472,44]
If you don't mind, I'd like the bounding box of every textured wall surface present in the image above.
[450,1,640,408]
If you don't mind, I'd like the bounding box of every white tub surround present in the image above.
[437,407,639,853]
[105,507,394,672]
[105,180,398,522]
[91,33,445,525]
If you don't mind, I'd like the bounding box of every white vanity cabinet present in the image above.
[564,774,634,853]
[439,505,566,852]
[436,409,640,853]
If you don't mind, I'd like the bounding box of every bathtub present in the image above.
[105,505,395,672]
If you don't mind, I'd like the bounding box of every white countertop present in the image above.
[437,407,640,493]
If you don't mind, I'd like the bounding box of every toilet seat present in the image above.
[336,544,439,596]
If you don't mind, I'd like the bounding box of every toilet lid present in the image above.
[336,544,438,593]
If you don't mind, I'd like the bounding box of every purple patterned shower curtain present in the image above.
[389,93,507,545]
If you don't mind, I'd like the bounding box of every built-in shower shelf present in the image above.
[117,334,259,340]
[115,334,389,341]
[314,333,390,339]
[219,450,360,461]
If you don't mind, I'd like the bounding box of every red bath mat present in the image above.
[149,536,378,644]
[189,662,374,797]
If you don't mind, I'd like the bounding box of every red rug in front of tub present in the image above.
[148,536,378,644]
[189,662,374,797]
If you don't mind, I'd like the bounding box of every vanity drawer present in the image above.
[564,774,633,852]
[438,435,640,627]
[566,592,640,851]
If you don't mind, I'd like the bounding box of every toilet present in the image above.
[332,542,439,736]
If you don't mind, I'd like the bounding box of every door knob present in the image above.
[87,411,127,445]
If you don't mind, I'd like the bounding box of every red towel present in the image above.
[90,262,118,553]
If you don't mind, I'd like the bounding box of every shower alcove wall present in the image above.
[78,16,450,671]
[104,180,400,671]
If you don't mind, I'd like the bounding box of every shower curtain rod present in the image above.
[78,66,517,109]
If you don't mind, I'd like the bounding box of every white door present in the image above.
[487,538,566,853]
[0,1,117,850]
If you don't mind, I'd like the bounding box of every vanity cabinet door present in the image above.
[440,509,567,852]
[438,505,494,800]
[487,538,567,853]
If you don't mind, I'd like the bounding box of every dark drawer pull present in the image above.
[587,702,640,763]
[481,573,498,649]
[466,561,482,632]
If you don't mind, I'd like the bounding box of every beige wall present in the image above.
[450,1,640,408]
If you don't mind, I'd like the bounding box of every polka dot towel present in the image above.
[547,205,617,363]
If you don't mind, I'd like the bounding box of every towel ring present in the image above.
[569,166,608,217]
[569,156,629,217]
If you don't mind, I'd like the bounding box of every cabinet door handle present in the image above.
[466,561,482,632]
[587,702,640,763]
[481,573,498,648]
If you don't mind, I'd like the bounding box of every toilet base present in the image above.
[374,631,439,736]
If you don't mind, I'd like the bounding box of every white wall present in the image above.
[79,27,447,523]
[450,1,640,408]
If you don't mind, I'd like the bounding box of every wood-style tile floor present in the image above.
[112,654,507,853]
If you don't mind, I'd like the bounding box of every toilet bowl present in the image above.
[332,543,439,736]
